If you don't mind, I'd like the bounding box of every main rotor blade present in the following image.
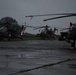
[33,26,46,30]
[22,25,36,28]
[33,25,51,30]
[43,14,76,21]
[25,13,76,17]
[27,26,36,28]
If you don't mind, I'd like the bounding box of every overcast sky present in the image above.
[0,0,76,34]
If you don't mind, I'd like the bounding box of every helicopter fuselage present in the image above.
[59,24,76,48]
[0,24,23,40]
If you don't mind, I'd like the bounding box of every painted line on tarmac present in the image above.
[9,58,75,75]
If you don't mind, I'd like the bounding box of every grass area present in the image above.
[22,33,41,40]
[0,33,60,41]
[23,33,59,40]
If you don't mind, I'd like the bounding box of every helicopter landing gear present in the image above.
[70,40,75,49]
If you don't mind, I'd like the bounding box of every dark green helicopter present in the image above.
[33,25,58,40]
[26,13,76,48]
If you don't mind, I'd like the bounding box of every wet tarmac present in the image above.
[0,40,76,75]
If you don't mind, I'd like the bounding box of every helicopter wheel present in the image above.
[19,36,24,40]
[46,34,50,40]
[40,33,45,40]
[70,40,75,49]
[7,37,11,41]
[21,37,23,40]
[40,37,45,40]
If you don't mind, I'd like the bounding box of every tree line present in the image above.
[0,17,18,25]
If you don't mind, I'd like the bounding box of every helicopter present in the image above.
[58,22,76,49]
[26,15,58,40]
[26,13,76,48]
[0,22,26,40]
[43,13,76,49]
[0,22,35,41]
[0,17,35,40]
[33,25,58,40]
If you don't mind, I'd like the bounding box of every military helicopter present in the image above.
[26,15,58,40]
[26,13,76,48]
[43,13,76,49]
[0,17,35,40]
[0,22,26,40]
[33,25,58,39]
